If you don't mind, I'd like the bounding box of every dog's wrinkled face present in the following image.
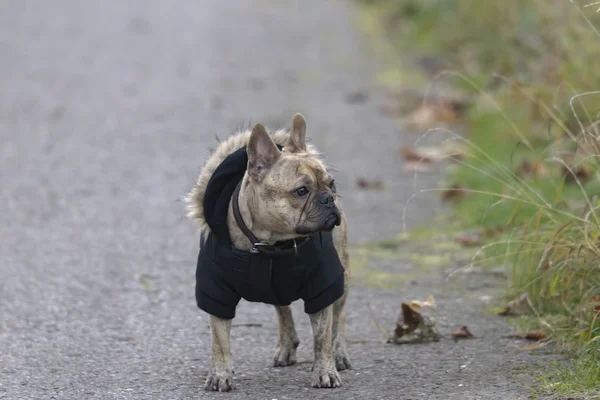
[245,114,341,238]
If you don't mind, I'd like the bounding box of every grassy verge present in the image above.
[358,0,600,397]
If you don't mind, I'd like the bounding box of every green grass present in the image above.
[537,349,600,398]
[358,0,600,396]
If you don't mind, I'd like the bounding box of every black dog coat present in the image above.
[195,145,345,320]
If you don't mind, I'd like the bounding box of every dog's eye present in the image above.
[294,186,309,197]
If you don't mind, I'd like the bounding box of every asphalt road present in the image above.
[1,1,549,399]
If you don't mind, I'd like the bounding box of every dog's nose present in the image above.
[318,191,334,205]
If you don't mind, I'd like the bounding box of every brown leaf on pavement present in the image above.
[406,295,436,312]
[390,296,440,344]
[410,105,465,128]
[455,233,483,247]
[356,178,385,191]
[452,326,475,339]
[395,303,423,338]
[441,184,467,203]
[524,329,548,341]
[402,97,470,130]
[509,328,550,343]
[399,146,434,163]
[381,87,471,129]
[498,293,531,316]
[444,148,466,162]
[399,143,467,166]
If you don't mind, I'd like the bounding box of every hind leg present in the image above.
[332,291,351,370]
[332,213,351,370]
[273,305,300,367]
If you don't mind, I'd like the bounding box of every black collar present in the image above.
[232,181,309,256]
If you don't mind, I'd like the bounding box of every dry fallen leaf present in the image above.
[399,146,433,163]
[524,329,548,341]
[452,326,475,339]
[393,303,423,339]
[442,142,468,162]
[406,295,436,312]
[518,340,551,351]
[401,303,422,329]
[441,184,467,203]
[389,296,440,344]
[404,106,438,130]
[498,293,531,316]
[438,96,471,115]
[560,164,593,183]
[356,178,385,191]
[516,159,532,179]
[516,159,549,180]
[455,233,483,247]
[401,95,470,130]
[399,143,467,173]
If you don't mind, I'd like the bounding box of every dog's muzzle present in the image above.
[321,212,341,231]
[319,191,341,230]
[295,191,341,234]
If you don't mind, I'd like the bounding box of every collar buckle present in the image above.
[250,242,270,254]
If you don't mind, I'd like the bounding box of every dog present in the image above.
[185,113,350,391]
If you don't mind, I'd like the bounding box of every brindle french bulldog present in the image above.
[185,114,350,391]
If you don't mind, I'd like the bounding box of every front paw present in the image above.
[311,365,341,388]
[273,340,298,367]
[204,368,234,392]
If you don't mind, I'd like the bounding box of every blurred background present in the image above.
[2,0,599,398]
[357,0,600,394]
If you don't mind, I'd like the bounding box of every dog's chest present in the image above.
[196,231,344,312]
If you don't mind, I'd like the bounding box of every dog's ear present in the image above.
[284,113,307,153]
[247,123,281,181]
